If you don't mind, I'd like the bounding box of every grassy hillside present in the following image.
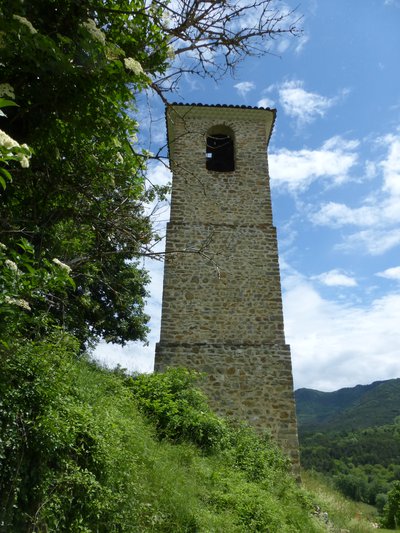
[0,334,324,532]
[302,470,385,533]
[3,340,399,531]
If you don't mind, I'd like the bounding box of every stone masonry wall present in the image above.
[155,104,299,465]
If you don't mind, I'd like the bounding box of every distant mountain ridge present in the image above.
[295,378,400,435]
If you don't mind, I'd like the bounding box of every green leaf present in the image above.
[67,277,76,290]
[25,264,36,274]
[0,98,19,108]
[0,167,12,181]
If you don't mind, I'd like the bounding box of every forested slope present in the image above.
[296,379,400,517]
[296,378,400,434]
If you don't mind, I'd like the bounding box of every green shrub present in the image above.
[376,492,388,513]
[0,337,198,530]
[224,421,291,483]
[0,347,322,532]
[381,481,400,529]
[128,368,290,480]
[128,367,229,452]
[0,333,119,530]
[335,473,370,503]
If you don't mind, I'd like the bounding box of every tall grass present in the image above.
[1,335,326,531]
[302,470,388,533]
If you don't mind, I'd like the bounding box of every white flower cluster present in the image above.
[5,259,19,273]
[13,14,37,34]
[123,57,144,76]
[0,129,31,168]
[161,11,172,29]
[0,84,15,99]
[52,258,72,274]
[0,129,18,150]
[4,295,31,311]
[81,19,106,45]
[19,154,30,168]
[0,243,7,251]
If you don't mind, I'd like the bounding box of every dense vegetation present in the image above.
[1,0,299,347]
[0,1,316,530]
[0,347,323,531]
[300,424,400,508]
[296,380,400,526]
[1,0,169,346]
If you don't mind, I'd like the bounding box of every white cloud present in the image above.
[94,257,165,373]
[380,133,400,196]
[257,97,275,109]
[313,269,357,287]
[277,80,337,125]
[147,160,172,187]
[337,228,400,256]
[94,341,154,373]
[311,202,379,228]
[310,133,400,254]
[294,34,309,54]
[313,194,400,230]
[277,38,290,54]
[282,272,400,390]
[263,83,276,94]
[144,162,171,234]
[234,81,255,98]
[365,160,377,180]
[235,0,300,54]
[269,136,358,192]
[377,266,400,280]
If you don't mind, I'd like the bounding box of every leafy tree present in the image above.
[0,0,298,347]
[0,238,75,342]
[334,474,369,503]
[0,1,167,345]
[299,424,400,509]
[382,481,400,529]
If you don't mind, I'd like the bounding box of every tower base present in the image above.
[155,341,300,467]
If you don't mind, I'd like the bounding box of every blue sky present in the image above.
[96,0,400,391]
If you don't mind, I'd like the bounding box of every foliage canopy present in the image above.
[1,0,298,347]
[0,0,170,345]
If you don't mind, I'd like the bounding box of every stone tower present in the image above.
[155,103,299,463]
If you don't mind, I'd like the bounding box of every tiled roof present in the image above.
[165,102,276,158]
[170,102,274,111]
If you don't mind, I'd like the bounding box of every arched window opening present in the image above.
[206,126,235,172]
